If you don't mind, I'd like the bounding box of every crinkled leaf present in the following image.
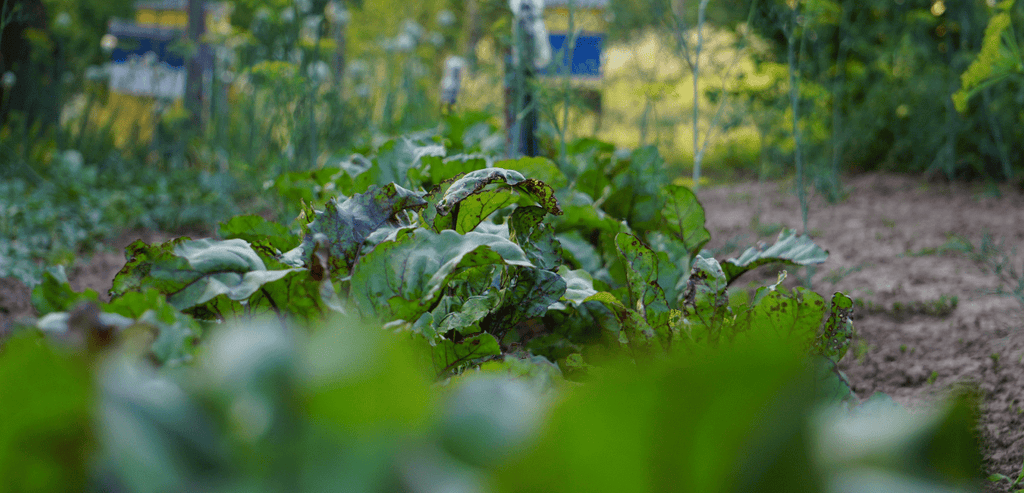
[113,238,300,312]
[350,229,533,321]
[435,168,562,234]
[485,267,567,336]
[173,238,266,273]
[185,269,328,323]
[297,183,428,276]
[615,233,672,348]
[436,292,502,336]
[722,229,829,285]
[817,292,855,363]
[508,206,561,270]
[661,185,710,258]
[217,215,299,252]
[31,265,99,314]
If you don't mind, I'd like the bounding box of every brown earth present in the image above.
[1,173,1023,488]
[698,173,1024,491]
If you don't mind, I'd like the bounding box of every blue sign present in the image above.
[542,32,603,78]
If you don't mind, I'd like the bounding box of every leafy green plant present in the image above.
[1,131,988,492]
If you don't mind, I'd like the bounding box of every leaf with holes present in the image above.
[434,168,561,234]
[816,292,854,362]
[743,287,827,348]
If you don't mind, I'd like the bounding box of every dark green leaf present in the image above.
[508,206,562,270]
[111,237,191,298]
[432,333,502,375]
[817,292,855,363]
[435,168,562,233]
[661,185,710,258]
[31,265,99,314]
[350,229,532,321]
[218,215,299,252]
[297,183,428,276]
[485,267,567,336]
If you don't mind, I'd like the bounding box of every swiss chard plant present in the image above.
[23,137,849,388]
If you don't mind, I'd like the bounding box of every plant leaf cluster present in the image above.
[2,133,986,491]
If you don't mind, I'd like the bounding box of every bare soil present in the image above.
[1,172,1023,488]
[698,173,1024,491]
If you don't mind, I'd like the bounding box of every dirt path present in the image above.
[698,173,1024,490]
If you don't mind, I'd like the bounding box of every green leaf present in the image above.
[105,289,201,365]
[111,237,191,298]
[112,238,300,312]
[360,137,446,189]
[303,314,436,436]
[0,334,93,492]
[556,231,602,272]
[435,168,562,234]
[508,206,562,270]
[679,256,731,347]
[494,156,569,190]
[660,185,710,258]
[350,229,533,322]
[436,292,502,336]
[722,229,829,285]
[218,215,299,253]
[743,287,826,348]
[816,292,855,363]
[432,333,503,375]
[486,267,567,336]
[648,232,697,305]
[556,266,599,308]
[30,265,99,314]
[615,233,671,346]
[296,183,428,276]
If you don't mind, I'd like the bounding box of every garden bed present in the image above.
[699,173,1024,490]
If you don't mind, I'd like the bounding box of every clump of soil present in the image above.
[698,173,1024,491]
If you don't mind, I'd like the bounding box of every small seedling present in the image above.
[989,453,1024,492]
[927,371,939,385]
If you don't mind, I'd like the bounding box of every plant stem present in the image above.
[787,4,808,234]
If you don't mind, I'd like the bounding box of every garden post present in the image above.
[506,0,542,158]
[185,0,210,131]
